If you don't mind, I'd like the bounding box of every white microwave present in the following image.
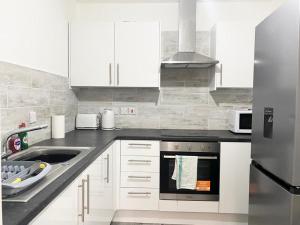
[229,110,252,134]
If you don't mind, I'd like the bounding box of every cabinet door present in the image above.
[211,22,255,88]
[83,154,106,225]
[219,142,251,214]
[115,22,160,87]
[84,146,114,225]
[30,178,79,225]
[70,21,114,87]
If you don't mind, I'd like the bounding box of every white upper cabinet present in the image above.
[210,22,255,90]
[115,22,160,87]
[70,21,115,87]
[69,21,160,88]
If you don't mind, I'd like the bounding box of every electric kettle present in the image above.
[101,109,115,130]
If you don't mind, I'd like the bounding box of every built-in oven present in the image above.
[160,141,220,201]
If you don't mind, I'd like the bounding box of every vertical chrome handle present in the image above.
[78,180,85,222]
[109,63,112,85]
[117,63,120,86]
[86,175,90,214]
[220,63,223,86]
[105,154,110,183]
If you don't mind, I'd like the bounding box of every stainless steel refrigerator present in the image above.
[249,0,300,224]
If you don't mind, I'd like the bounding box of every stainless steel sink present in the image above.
[3,146,95,202]
[8,147,82,164]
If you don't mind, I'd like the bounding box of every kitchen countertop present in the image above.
[2,129,251,225]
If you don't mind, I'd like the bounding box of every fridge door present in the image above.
[252,0,300,186]
[249,164,300,225]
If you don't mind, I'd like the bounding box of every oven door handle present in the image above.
[163,155,218,160]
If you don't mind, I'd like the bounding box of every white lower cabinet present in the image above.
[219,142,251,214]
[119,140,160,211]
[30,144,116,225]
[30,140,251,225]
[30,178,79,225]
[83,146,114,225]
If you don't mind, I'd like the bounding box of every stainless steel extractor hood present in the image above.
[161,0,219,69]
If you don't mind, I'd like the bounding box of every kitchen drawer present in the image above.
[119,188,159,210]
[121,140,159,156]
[121,156,159,172]
[121,172,159,188]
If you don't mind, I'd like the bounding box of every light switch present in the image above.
[29,111,37,124]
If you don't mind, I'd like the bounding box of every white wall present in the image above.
[0,0,75,77]
[75,0,285,31]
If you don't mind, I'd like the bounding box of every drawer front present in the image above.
[121,156,159,172]
[119,188,159,210]
[121,172,159,188]
[121,140,159,156]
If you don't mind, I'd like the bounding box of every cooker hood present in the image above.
[161,0,219,69]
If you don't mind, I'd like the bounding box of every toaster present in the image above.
[76,114,100,130]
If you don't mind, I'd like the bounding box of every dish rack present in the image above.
[1,161,51,198]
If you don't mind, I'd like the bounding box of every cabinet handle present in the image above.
[117,63,120,85]
[109,63,112,85]
[78,180,85,222]
[128,159,152,163]
[163,155,217,160]
[128,192,151,195]
[104,154,110,183]
[86,175,90,214]
[128,143,152,149]
[128,175,151,179]
[220,63,223,86]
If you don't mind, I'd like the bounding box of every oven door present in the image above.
[160,151,220,201]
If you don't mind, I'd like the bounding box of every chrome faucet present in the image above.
[1,124,48,159]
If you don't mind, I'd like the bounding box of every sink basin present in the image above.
[9,148,81,164]
[3,146,95,202]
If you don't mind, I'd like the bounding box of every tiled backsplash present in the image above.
[77,31,253,129]
[0,62,78,144]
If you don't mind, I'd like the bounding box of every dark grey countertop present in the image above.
[2,129,251,225]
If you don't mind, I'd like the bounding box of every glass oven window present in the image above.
[160,152,220,196]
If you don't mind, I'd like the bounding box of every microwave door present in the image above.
[239,113,252,130]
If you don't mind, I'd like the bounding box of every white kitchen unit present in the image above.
[29,173,80,225]
[119,140,160,210]
[30,145,115,225]
[83,145,114,225]
[210,22,255,90]
[69,21,115,87]
[115,22,160,87]
[219,142,251,214]
[69,21,160,88]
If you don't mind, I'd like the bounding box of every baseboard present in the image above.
[113,210,248,225]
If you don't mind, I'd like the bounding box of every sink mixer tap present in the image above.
[1,124,48,159]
